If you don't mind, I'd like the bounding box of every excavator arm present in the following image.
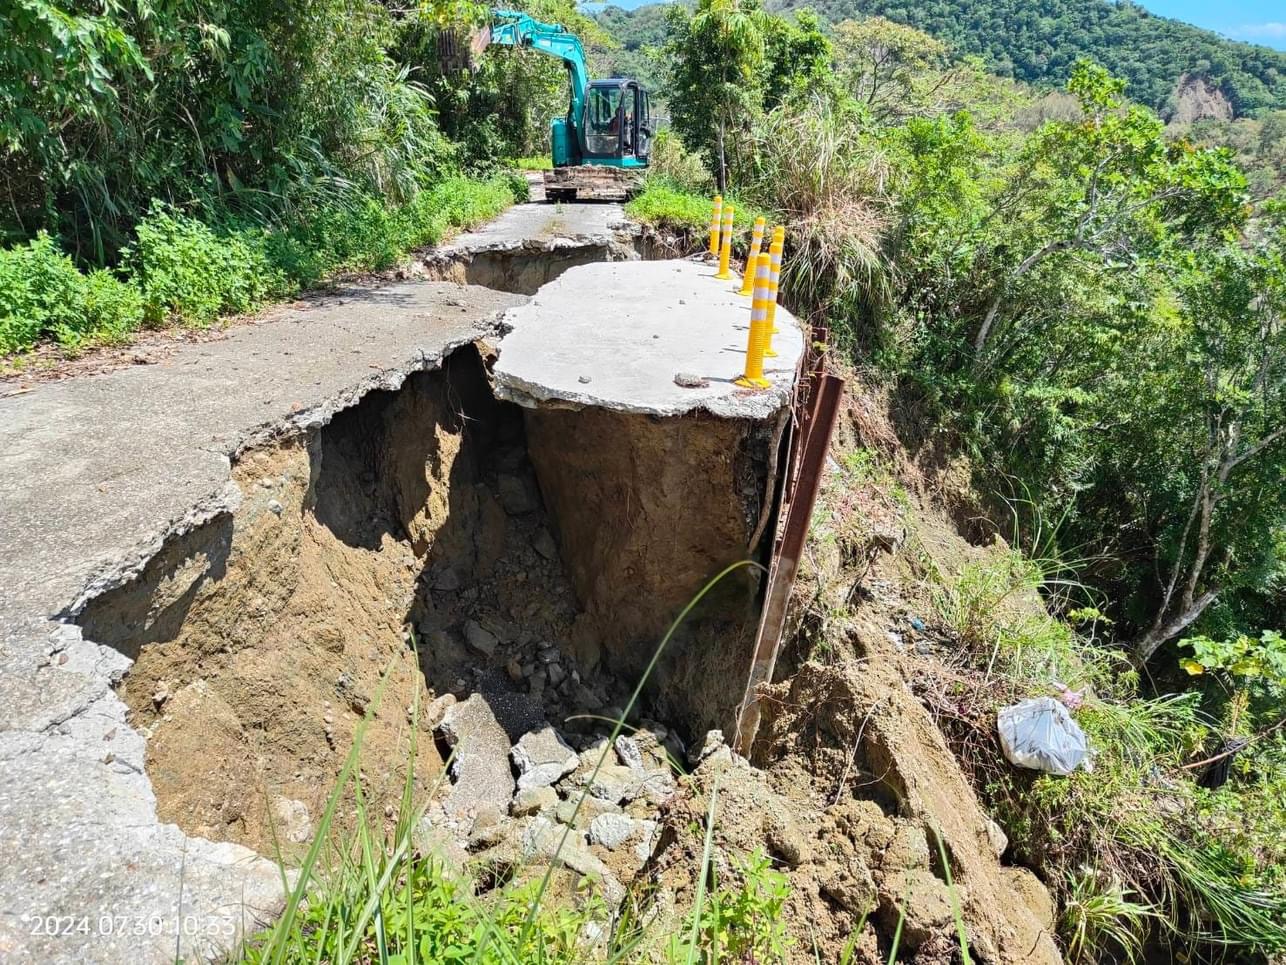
[488,9,590,133]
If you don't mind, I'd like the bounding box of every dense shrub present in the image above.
[127,206,285,327]
[647,130,714,195]
[0,234,145,352]
[0,235,84,352]
[1,175,521,355]
[80,270,145,344]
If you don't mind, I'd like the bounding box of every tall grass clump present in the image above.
[745,96,892,337]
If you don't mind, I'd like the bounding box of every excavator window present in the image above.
[585,85,623,156]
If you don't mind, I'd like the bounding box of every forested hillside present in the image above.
[599,0,1286,116]
[767,0,1286,115]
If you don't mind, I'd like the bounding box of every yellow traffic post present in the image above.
[763,227,785,357]
[737,216,766,295]
[715,204,736,280]
[736,250,773,389]
[707,195,723,255]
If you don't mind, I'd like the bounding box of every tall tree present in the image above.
[1131,217,1286,661]
[663,0,766,192]
[973,61,1247,360]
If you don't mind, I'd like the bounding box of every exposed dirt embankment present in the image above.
[72,333,786,860]
[78,352,514,853]
[632,375,1066,963]
[526,407,773,737]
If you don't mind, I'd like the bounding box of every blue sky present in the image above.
[1128,0,1284,49]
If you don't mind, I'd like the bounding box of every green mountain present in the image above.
[765,0,1286,116]
[595,0,1286,117]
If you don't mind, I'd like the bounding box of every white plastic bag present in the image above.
[997,697,1089,776]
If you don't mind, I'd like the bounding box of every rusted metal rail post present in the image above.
[733,372,845,756]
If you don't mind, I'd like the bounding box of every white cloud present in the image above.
[1227,21,1286,40]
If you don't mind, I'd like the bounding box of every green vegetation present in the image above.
[0,177,521,355]
[0,0,571,357]
[765,0,1286,116]
[919,544,1286,956]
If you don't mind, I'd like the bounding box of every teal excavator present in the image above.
[441,8,651,201]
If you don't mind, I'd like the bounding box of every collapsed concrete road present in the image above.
[423,200,640,293]
[0,205,803,963]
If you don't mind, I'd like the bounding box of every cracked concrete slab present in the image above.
[0,279,523,964]
[492,259,805,419]
[428,201,634,261]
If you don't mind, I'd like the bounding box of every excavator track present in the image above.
[544,165,642,203]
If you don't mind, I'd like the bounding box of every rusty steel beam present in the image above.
[733,372,845,756]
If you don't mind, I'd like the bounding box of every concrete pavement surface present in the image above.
[494,259,804,419]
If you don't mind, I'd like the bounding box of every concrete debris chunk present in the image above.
[512,786,559,817]
[413,817,468,874]
[689,729,726,766]
[519,816,625,905]
[512,727,579,791]
[614,735,644,771]
[468,804,508,850]
[673,372,709,388]
[588,813,638,850]
[633,819,660,865]
[425,692,456,728]
[438,694,517,818]
[587,763,642,804]
[637,768,676,806]
[555,795,623,828]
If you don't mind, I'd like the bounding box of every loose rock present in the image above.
[588,813,638,850]
[532,528,558,561]
[587,763,641,804]
[498,473,539,515]
[464,619,499,657]
[512,727,579,791]
[615,735,645,771]
[519,817,624,905]
[689,729,725,766]
[512,786,559,817]
[555,795,623,828]
[271,797,312,844]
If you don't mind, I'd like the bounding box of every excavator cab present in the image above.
[578,80,651,166]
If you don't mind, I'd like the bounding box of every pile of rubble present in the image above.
[418,686,699,918]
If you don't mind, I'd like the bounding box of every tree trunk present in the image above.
[716,120,727,194]
[1133,589,1219,664]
